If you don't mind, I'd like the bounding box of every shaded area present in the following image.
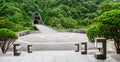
[33,20,38,24]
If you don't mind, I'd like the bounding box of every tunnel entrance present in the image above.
[31,12,43,24]
[34,19,38,24]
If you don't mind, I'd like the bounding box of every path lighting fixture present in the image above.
[94,38,106,59]
[75,44,79,52]
[81,42,87,54]
[13,44,21,56]
[27,45,32,53]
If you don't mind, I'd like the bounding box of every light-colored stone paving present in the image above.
[0,51,119,62]
[17,32,89,51]
[17,24,88,50]
[19,32,88,43]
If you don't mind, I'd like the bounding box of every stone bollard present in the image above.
[13,44,21,56]
[81,42,87,54]
[75,44,79,52]
[27,45,32,53]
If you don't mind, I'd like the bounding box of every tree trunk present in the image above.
[114,41,120,54]
[0,39,15,54]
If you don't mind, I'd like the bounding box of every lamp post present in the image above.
[94,38,106,59]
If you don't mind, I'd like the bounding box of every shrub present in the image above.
[0,19,14,29]
[10,24,29,32]
[0,19,29,32]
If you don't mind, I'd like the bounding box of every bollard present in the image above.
[28,45,32,53]
[75,44,79,52]
[13,44,21,56]
[81,42,87,54]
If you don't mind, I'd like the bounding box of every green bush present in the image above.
[0,19,29,32]
[10,24,29,32]
[0,28,18,54]
[87,9,120,53]
[0,19,14,29]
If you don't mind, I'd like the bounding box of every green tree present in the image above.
[0,28,18,54]
[87,10,120,54]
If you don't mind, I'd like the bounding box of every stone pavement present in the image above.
[0,51,120,62]
[16,32,90,51]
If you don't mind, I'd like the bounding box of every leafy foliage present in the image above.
[0,28,18,40]
[0,19,29,32]
[97,1,120,15]
[0,0,107,30]
[0,19,14,29]
[87,25,97,42]
[97,10,120,39]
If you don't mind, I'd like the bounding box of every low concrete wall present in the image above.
[67,29,86,34]
[16,30,31,37]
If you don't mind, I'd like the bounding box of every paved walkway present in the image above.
[17,24,89,51]
[16,32,89,51]
[0,51,120,62]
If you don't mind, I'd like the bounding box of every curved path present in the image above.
[15,24,90,51]
[19,33,88,44]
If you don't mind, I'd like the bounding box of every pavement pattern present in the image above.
[16,24,89,51]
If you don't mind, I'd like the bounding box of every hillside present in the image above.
[0,0,110,31]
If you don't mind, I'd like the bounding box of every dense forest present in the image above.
[0,0,112,31]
